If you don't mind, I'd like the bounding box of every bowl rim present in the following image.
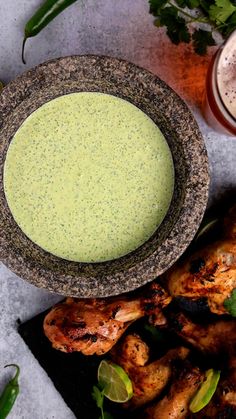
[0,54,210,297]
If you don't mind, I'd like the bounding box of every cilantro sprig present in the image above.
[92,385,114,419]
[149,0,236,54]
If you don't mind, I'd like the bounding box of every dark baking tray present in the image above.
[18,199,234,419]
[18,309,129,419]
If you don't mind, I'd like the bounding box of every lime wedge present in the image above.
[98,360,133,403]
[189,369,221,413]
[195,217,219,241]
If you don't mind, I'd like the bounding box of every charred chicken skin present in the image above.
[169,312,236,356]
[111,333,189,409]
[43,204,236,419]
[190,357,236,419]
[43,282,171,355]
[167,205,236,315]
[146,366,203,419]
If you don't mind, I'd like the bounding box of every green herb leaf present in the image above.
[186,0,200,8]
[209,0,236,24]
[199,0,212,14]
[144,324,166,343]
[154,17,162,26]
[221,10,236,36]
[160,6,191,44]
[149,0,167,14]
[224,289,236,317]
[175,0,188,7]
[92,385,104,409]
[176,0,200,9]
[192,29,216,55]
[103,412,114,419]
[92,376,119,419]
[149,0,236,55]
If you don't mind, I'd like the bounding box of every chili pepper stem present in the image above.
[0,364,20,419]
[4,365,20,383]
[21,38,27,65]
[21,0,78,64]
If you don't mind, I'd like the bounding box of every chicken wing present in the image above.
[168,312,236,356]
[167,204,236,315]
[221,357,236,410]
[43,282,171,355]
[145,367,203,419]
[189,357,236,418]
[111,333,189,409]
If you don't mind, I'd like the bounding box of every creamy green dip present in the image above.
[4,92,174,262]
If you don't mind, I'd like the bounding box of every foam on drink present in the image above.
[217,31,236,119]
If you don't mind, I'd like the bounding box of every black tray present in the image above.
[18,199,234,418]
[18,310,130,419]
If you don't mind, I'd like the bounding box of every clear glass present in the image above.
[202,30,236,136]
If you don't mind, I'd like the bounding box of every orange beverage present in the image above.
[203,30,236,136]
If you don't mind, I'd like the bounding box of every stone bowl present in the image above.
[0,55,209,298]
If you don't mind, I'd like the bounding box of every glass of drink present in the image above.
[203,30,236,136]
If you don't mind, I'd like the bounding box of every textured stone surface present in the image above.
[0,1,235,419]
[0,56,209,297]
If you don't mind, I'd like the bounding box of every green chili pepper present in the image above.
[22,0,78,64]
[0,364,20,419]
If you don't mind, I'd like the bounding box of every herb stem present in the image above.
[167,1,208,23]
[100,389,105,419]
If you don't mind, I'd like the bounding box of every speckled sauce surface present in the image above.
[0,56,209,297]
[4,92,174,263]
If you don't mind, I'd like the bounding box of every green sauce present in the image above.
[4,93,174,262]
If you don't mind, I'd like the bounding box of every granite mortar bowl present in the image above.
[0,55,209,298]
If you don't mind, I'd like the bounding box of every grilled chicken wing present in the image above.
[167,205,236,315]
[221,357,236,409]
[43,282,171,355]
[190,357,236,419]
[111,333,189,409]
[146,367,203,419]
[169,312,236,355]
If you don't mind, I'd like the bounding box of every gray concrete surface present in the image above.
[0,1,235,418]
